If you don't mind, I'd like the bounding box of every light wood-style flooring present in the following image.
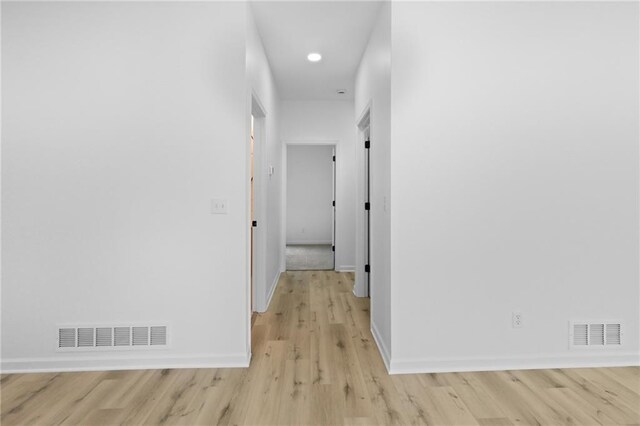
[2,271,639,425]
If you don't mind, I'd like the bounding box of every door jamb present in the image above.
[247,92,267,360]
[355,103,371,298]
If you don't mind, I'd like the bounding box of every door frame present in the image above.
[281,140,339,272]
[248,92,267,320]
[355,104,371,298]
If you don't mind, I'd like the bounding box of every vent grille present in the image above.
[573,324,588,346]
[77,328,95,347]
[151,326,167,346]
[589,324,605,345]
[606,324,621,345]
[571,322,622,347]
[114,327,131,346]
[132,327,149,346]
[96,328,113,347]
[59,328,76,348]
[57,325,168,351]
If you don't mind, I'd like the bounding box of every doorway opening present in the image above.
[250,115,256,314]
[284,143,336,271]
[250,95,267,323]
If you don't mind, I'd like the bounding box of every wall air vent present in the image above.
[570,321,623,348]
[56,324,169,352]
[77,328,95,347]
[58,328,76,348]
[150,326,167,346]
[96,327,113,347]
[132,327,149,346]
[114,327,131,346]
[606,323,621,345]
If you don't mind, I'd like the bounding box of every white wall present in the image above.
[281,101,356,271]
[2,2,252,372]
[246,6,282,313]
[390,2,639,373]
[286,146,334,245]
[354,2,391,367]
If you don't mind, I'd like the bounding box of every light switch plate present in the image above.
[211,199,228,214]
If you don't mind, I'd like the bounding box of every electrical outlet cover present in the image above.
[512,311,523,328]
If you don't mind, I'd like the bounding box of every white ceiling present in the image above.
[251,1,383,100]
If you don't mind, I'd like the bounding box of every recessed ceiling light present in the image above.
[307,53,322,62]
[337,89,347,95]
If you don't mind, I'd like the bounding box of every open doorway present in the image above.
[284,144,336,271]
[250,115,256,313]
[250,95,267,321]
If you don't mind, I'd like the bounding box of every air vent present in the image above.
[573,324,588,346]
[96,328,113,347]
[132,327,149,346]
[59,328,76,348]
[151,326,167,346]
[114,327,131,346]
[570,321,623,347]
[606,323,621,345]
[57,324,168,351]
[589,324,604,345]
[77,328,95,347]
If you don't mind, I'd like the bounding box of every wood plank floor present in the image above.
[2,271,639,425]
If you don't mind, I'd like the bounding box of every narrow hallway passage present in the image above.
[2,272,639,425]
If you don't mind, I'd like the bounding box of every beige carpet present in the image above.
[285,244,334,270]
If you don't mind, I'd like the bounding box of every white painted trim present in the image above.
[354,103,371,299]
[370,320,391,372]
[1,352,251,374]
[336,265,355,272]
[259,271,280,313]
[388,352,640,375]
[356,101,373,129]
[280,144,287,273]
[252,111,267,314]
[248,91,268,358]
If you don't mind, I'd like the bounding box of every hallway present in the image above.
[2,271,639,425]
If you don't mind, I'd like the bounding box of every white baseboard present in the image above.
[1,352,251,374]
[353,282,367,298]
[370,321,391,373]
[388,352,640,375]
[261,271,280,313]
[336,265,355,272]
